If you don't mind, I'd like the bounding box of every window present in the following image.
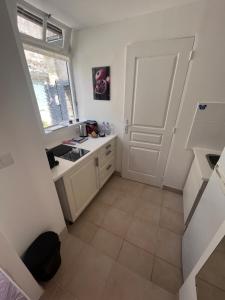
[17,5,65,49]
[17,6,43,40]
[46,23,63,47]
[24,49,75,129]
[16,1,76,131]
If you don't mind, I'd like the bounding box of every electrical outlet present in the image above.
[0,153,14,170]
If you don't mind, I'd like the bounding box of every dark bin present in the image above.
[22,231,61,282]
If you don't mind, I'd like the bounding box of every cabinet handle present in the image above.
[106,150,112,156]
[95,157,99,167]
[106,164,112,170]
[106,144,111,150]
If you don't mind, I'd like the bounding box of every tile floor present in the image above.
[41,175,184,300]
[196,236,225,300]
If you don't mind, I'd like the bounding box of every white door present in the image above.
[122,37,194,186]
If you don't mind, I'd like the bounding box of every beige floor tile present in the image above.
[101,263,152,300]
[53,235,85,288]
[108,176,144,194]
[60,234,85,264]
[198,250,225,291]
[66,244,114,300]
[113,192,140,215]
[162,191,183,214]
[152,258,183,294]
[216,238,225,254]
[134,199,161,225]
[156,228,182,268]
[141,185,163,207]
[125,218,158,254]
[95,185,118,206]
[160,207,184,235]
[41,284,77,300]
[82,201,110,226]
[102,207,132,237]
[42,176,187,300]
[118,240,154,280]
[147,282,177,300]
[68,218,98,243]
[196,278,225,300]
[92,228,123,259]
[105,175,127,192]
[121,180,144,197]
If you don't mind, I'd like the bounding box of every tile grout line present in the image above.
[197,277,225,294]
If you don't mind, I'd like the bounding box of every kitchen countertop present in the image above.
[51,135,117,182]
[193,147,221,181]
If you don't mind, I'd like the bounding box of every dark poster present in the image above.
[92,66,110,100]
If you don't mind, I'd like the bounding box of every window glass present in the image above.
[24,49,74,129]
[17,7,43,40]
[46,23,64,48]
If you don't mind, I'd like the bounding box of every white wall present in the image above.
[0,231,42,300]
[71,0,225,189]
[0,0,66,256]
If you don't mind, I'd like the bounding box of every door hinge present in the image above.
[189,50,194,61]
[172,127,177,135]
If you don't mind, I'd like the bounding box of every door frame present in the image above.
[121,37,195,187]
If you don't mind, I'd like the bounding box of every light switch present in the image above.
[0,153,14,170]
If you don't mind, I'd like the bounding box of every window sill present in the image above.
[44,121,81,134]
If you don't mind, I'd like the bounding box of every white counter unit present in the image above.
[193,148,221,181]
[51,135,116,182]
[183,147,221,226]
[52,135,117,222]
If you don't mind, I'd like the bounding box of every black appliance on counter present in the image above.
[46,149,59,169]
[50,144,89,162]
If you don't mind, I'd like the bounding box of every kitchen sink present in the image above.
[206,154,220,169]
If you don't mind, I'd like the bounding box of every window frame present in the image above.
[17,0,72,57]
[24,44,78,133]
[16,1,79,134]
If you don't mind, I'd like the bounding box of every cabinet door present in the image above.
[183,158,204,224]
[64,156,99,221]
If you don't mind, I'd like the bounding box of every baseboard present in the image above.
[113,171,121,177]
[163,185,183,195]
[59,226,69,242]
[114,173,182,194]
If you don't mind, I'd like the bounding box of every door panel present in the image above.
[129,147,159,175]
[131,132,162,145]
[122,37,194,186]
[133,55,177,128]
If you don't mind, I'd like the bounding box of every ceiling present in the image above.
[26,0,198,29]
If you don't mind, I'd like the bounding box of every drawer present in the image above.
[99,156,115,187]
[99,139,115,167]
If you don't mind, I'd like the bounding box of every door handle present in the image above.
[106,164,112,170]
[95,157,99,167]
[106,150,112,156]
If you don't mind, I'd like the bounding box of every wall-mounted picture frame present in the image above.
[92,66,110,100]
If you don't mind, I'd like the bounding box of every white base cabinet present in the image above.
[55,138,116,222]
[183,158,206,225]
[64,154,99,221]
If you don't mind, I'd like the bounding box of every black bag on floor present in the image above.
[22,231,61,282]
